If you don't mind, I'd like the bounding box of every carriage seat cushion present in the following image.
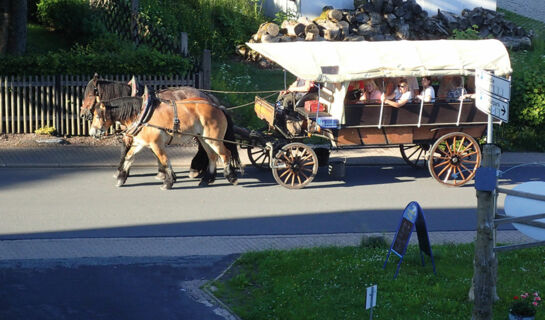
[304,100,326,113]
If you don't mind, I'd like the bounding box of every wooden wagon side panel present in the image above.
[344,101,489,128]
[254,96,275,127]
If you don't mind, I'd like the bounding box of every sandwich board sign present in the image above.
[475,69,510,123]
[383,201,436,278]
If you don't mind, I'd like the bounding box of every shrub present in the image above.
[36,0,105,41]
[510,46,545,127]
[138,0,266,58]
[450,25,482,40]
[0,35,191,75]
[35,126,57,135]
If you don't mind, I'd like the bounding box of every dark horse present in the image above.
[80,74,228,180]
[89,86,242,189]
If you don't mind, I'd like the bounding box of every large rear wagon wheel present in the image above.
[247,146,270,170]
[399,144,429,168]
[428,132,481,187]
[272,142,318,189]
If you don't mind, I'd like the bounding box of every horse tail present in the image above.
[222,109,243,174]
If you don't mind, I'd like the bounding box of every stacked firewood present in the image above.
[237,0,532,66]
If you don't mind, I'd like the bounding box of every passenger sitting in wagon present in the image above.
[381,79,413,108]
[446,76,467,102]
[346,80,364,101]
[277,78,318,110]
[359,80,382,102]
[416,76,435,102]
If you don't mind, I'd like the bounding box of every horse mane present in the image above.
[103,96,143,122]
[84,79,132,101]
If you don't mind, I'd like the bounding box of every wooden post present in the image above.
[0,76,3,133]
[202,49,211,90]
[131,0,139,46]
[471,143,501,320]
[180,32,188,56]
[54,75,61,135]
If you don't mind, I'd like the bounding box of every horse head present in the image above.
[89,102,113,138]
[81,73,100,121]
[81,74,132,121]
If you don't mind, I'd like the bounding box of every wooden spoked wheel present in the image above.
[399,144,429,168]
[272,142,319,189]
[428,132,481,187]
[247,146,270,170]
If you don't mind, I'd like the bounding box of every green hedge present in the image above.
[139,0,266,58]
[498,38,545,151]
[36,0,104,41]
[0,35,191,75]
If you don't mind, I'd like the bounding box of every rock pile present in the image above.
[237,0,533,66]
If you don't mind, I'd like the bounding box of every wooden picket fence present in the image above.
[0,73,201,136]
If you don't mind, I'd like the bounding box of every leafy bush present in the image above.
[498,37,545,151]
[138,0,266,58]
[35,126,57,135]
[36,0,105,41]
[450,25,482,40]
[0,35,191,75]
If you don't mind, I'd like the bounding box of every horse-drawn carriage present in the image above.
[83,39,511,190]
[241,39,512,189]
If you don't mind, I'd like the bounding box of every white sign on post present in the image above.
[475,69,511,100]
[474,69,510,123]
[366,285,377,309]
[475,88,510,123]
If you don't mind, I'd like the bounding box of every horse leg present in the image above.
[189,141,209,179]
[117,143,144,187]
[205,139,238,185]
[150,143,175,190]
[197,138,218,186]
[114,135,133,178]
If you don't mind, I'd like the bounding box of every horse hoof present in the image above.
[155,172,166,180]
[188,169,203,179]
[160,184,172,190]
[116,180,125,187]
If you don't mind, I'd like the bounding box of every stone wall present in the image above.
[497,0,545,23]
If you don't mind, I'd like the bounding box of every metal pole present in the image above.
[487,114,493,144]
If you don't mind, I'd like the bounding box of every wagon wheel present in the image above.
[272,142,319,189]
[399,144,429,168]
[428,132,481,187]
[247,146,270,170]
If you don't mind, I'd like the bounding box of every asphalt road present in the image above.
[1,163,544,320]
[0,255,237,320]
[2,164,543,240]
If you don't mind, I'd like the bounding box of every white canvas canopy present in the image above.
[247,39,512,83]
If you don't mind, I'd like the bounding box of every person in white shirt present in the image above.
[382,79,413,108]
[416,76,435,102]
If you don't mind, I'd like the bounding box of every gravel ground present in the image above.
[0,133,122,148]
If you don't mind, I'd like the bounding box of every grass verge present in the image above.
[209,243,545,320]
[211,59,295,129]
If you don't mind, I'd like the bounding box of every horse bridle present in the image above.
[81,84,101,121]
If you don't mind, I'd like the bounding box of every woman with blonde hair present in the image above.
[360,80,382,102]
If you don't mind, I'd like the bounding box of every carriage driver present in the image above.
[277,78,318,110]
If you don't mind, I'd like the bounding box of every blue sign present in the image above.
[383,201,436,279]
[475,167,498,192]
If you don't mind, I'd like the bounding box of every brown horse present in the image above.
[89,87,242,190]
[80,74,224,179]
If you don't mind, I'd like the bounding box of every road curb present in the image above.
[0,231,534,261]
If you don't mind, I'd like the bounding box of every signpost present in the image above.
[383,201,436,278]
[475,69,510,124]
[366,284,377,319]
